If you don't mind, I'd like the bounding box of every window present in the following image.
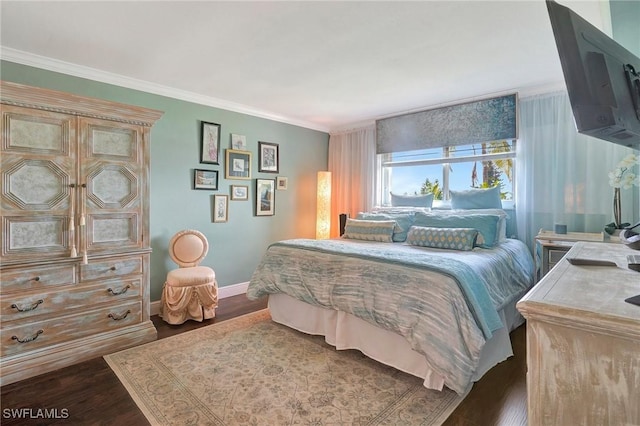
[378,140,516,206]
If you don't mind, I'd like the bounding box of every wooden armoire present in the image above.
[0,81,163,385]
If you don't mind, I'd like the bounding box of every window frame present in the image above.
[377,140,517,207]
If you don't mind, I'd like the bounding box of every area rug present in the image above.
[104,309,464,425]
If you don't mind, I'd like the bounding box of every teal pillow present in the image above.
[413,212,501,248]
[390,192,434,208]
[431,208,508,242]
[342,219,395,242]
[356,212,414,242]
[406,226,478,251]
[450,186,502,209]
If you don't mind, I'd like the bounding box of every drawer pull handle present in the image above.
[32,276,40,282]
[11,299,44,312]
[109,266,117,271]
[12,330,44,343]
[108,310,131,321]
[107,285,131,296]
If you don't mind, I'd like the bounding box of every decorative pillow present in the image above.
[406,226,478,251]
[356,212,414,242]
[413,212,501,248]
[390,192,434,208]
[342,218,395,242]
[450,186,502,209]
[431,208,508,242]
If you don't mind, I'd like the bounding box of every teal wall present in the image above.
[1,60,329,302]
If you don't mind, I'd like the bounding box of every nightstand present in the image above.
[534,230,605,281]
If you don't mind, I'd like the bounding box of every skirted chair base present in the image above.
[160,266,218,325]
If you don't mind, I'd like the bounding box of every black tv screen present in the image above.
[547,0,640,149]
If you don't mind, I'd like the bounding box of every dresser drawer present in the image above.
[80,257,142,282]
[548,248,570,265]
[1,300,142,357]
[0,279,141,323]
[0,264,76,294]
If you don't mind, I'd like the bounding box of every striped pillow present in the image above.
[342,218,396,242]
[356,212,415,242]
[406,226,478,251]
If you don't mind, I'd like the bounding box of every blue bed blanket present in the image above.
[247,238,534,394]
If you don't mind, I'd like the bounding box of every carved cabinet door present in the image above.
[78,117,147,256]
[1,105,78,261]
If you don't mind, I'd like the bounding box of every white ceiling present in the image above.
[0,1,609,133]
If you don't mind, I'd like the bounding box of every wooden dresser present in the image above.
[0,81,163,385]
[517,242,640,425]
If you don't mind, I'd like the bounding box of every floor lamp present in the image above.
[316,171,331,239]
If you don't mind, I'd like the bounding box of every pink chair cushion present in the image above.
[166,266,216,287]
[172,233,206,266]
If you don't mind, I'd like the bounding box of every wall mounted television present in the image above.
[546,0,640,149]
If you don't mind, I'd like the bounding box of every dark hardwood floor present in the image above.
[443,324,528,426]
[1,295,527,425]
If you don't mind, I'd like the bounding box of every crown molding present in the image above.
[1,47,567,135]
[0,47,330,133]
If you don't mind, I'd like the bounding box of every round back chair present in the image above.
[160,230,218,324]
[170,229,209,267]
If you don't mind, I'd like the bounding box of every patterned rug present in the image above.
[104,310,464,425]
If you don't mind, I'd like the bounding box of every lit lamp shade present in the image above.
[316,171,332,239]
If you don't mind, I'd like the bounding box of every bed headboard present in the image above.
[339,213,349,236]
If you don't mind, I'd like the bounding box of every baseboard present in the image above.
[150,281,249,316]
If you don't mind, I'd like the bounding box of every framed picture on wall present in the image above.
[193,169,218,190]
[231,134,247,150]
[276,176,288,190]
[213,195,228,222]
[230,185,249,200]
[225,149,252,180]
[255,178,275,216]
[258,141,279,173]
[200,121,221,165]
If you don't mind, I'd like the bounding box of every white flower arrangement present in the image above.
[608,153,640,189]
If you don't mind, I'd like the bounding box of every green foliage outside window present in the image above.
[420,178,443,200]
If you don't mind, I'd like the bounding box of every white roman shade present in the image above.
[376,94,518,154]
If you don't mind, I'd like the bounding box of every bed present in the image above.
[247,206,535,395]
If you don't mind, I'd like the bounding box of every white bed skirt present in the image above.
[268,293,524,392]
